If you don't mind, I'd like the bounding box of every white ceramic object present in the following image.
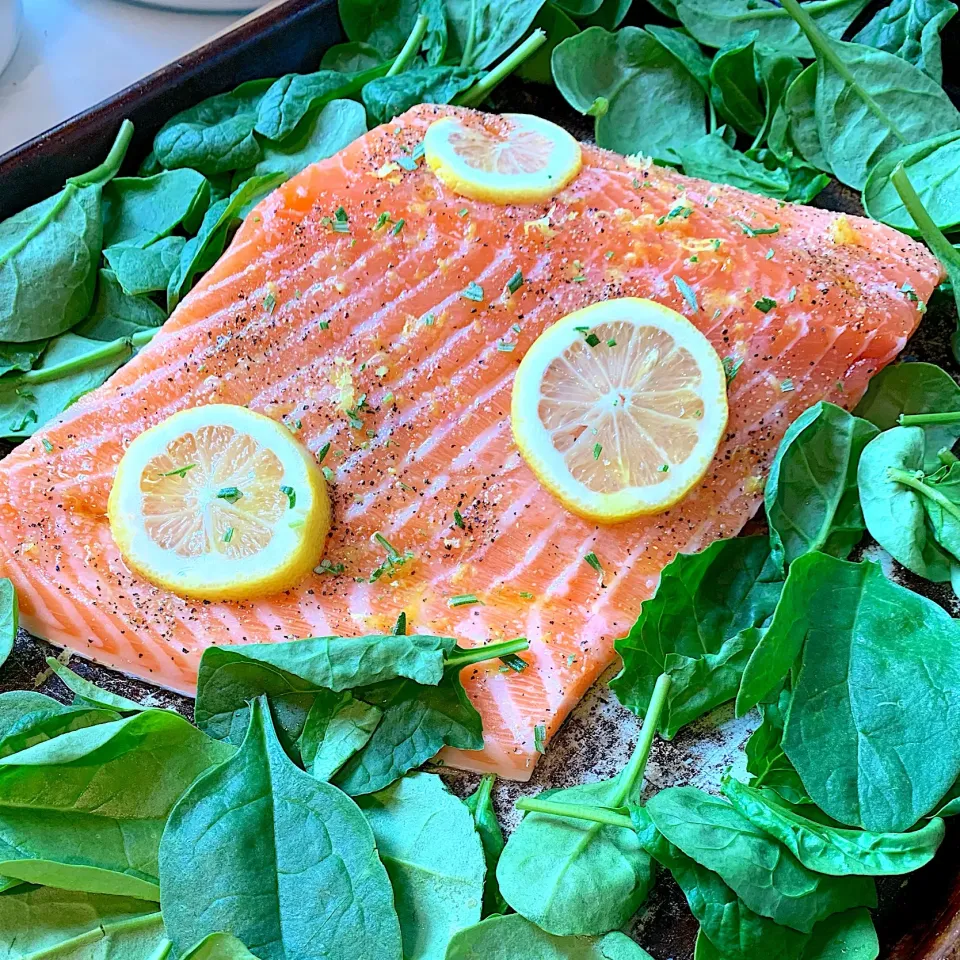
[0,0,22,78]
[123,0,259,10]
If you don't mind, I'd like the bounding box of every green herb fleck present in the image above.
[454,509,465,529]
[280,485,296,509]
[519,591,534,599]
[788,286,798,302]
[317,442,330,464]
[659,463,670,473]
[396,155,418,171]
[734,219,779,237]
[754,296,777,313]
[902,281,919,302]
[319,321,330,330]
[500,653,528,673]
[765,248,775,260]
[506,269,524,294]
[673,275,699,312]
[423,312,436,326]
[498,342,515,352]
[263,293,277,313]
[534,724,546,753]
[584,332,600,347]
[41,438,53,453]
[217,486,242,504]
[223,527,234,543]
[604,251,614,260]
[390,218,405,236]
[448,593,482,607]
[160,464,196,479]
[462,281,484,302]
[458,208,469,217]
[370,533,414,582]
[322,466,336,483]
[593,442,602,460]
[374,212,391,231]
[723,356,743,382]
[393,610,407,634]
[335,206,348,222]
[780,378,795,393]
[584,551,604,580]
[657,203,692,226]
[315,558,345,575]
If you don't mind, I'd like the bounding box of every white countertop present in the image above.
[0,0,248,155]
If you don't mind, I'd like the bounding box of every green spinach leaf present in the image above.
[46,657,145,712]
[678,135,793,199]
[102,169,208,248]
[862,130,960,233]
[744,689,811,807]
[496,675,669,936]
[709,32,763,136]
[357,773,485,959]
[854,361,960,469]
[774,64,832,173]
[153,79,274,176]
[239,99,367,181]
[0,120,132,343]
[167,173,284,311]
[181,933,260,959]
[255,65,385,142]
[551,26,707,164]
[612,536,782,738]
[780,0,960,190]
[464,773,508,917]
[362,68,484,125]
[159,697,402,960]
[780,555,960,831]
[104,236,186,297]
[853,0,956,82]
[195,633,456,747]
[645,787,876,932]
[0,331,153,440]
[518,4,580,85]
[445,913,655,959]
[321,41,386,73]
[0,579,14,670]
[0,340,46,378]
[75,269,166,341]
[298,691,382,780]
[339,0,445,64]
[858,426,957,582]
[0,885,164,960]
[723,777,945,876]
[445,0,547,69]
[0,709,232,900]
[676,0,870,57]
[800,908,879,960]
[765,401,878,571]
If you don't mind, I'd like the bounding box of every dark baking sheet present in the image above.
[1,2,959,956]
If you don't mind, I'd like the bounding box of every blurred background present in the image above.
[0,0,268,155]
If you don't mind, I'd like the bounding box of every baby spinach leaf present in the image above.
[0,703,120,771]
[858,426,957,582]
[362,68,483,125]
[0,579,14,670]
[854,361,960,469]
[0,331,151,440]
[800,908,879,960]
[357,773,485,959]
[553,0,603,16]
[332,669,484,796]
[445,913,655,959]
[339,0,446,64]
[159,697,402,960]
[102,169,208,248]
[153,79,274,176]
[723,777,945,876]
[744,690,811,807]
[445,0,547,69]
[518,4,580,85]
[74,269,167,341]
[321,40,386,73]
[645,787,876,932]
[0,885,163,959]
[765,401,879,571]
[104,236,186,297]
[780,554,960,832]
[239,99,367,181]
[298,691,382,780]
[0,120,132,344]
[167,173,284,311]
[862,130,960,233]
[675,0,870,57]
[646,23,712,92]
[181,933,260,959]
[853,0,956,82]
[678,135,793,198]
[709,32,763,136]
[775,64,832,173]
[0,690,70,739]
[195,633,456,747]
[551,26,707,164]
[46,657,145,713]
[0,340,46,378]
[780,0,960,190]
[464,773,508,917]
[612,536,782,737]
[255,65,385,142]
[497,675,669,936]
[632,807,810,960]
[0,709,232,900]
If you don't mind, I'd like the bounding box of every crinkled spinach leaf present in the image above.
[464,773,508,917]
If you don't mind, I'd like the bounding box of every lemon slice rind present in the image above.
[424,113,583,205]
[511,298,729,523]
[108,404,330,600]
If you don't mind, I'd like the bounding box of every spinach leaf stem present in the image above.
[386,14,429,78]
[899,411,960,426]
[455,30,546,108]
[888,466,960,524]
[15,329,158,387]
[444,636,530,671]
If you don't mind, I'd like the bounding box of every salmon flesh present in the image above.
[0,107,941,780]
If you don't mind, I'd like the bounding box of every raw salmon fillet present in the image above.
[0,106,940,780]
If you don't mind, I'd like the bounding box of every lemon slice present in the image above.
[423,113,582,204]
[511,298,728,522]
[108,404,330,600]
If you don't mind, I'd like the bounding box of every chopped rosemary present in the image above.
[498,342,516,352]
[673,275,699,312]
[734,219,780,237]
[453,509,465,529]
[222,527,234,544]
[448,593,482,607]
[780,378,795,392]
[788,286,798,302]
[584,332,600,347]
[41,438,53,453]
[315,558,346,575]
[902,281,919,302]
[160,464,196,478]
[331,220,350,234]
[534,724,546,753]
[396,155,418,171]
[593,443,602,460]
[723,356,744,382]
[394,611,407,635]
[263,293,277,313]
[606,338,617,347]
[519,590,534,599]
[217,486,242,503]
[500,653,528,673]
[458,208,469,217]
[765,248,775,260]
[335,206,348,222]
[412,141,425,161]
[390,218,405,236]
[370,533,414,582]
[374,212,391,230]
[423,312,436,326]
[506,269,524,294]
[462,281,484,302]
[322,466,336,483]
[280,485,296,509]
[584,552,604,580]
[656,203,692,226]
[317,442,331,464]
[753,296,777,313]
